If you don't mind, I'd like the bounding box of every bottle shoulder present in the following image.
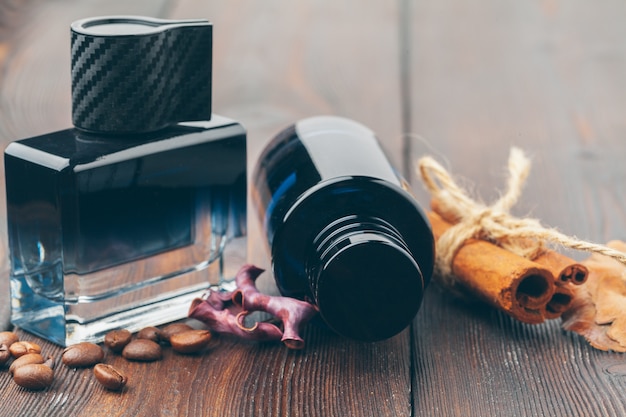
[275,175,433,261]
[5,115,246,172]
[283,175,417,222]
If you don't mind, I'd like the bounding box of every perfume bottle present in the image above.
[252,116,434,342]
[4,16,246,346]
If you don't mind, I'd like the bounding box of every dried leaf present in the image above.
[607,316,626,346]
[561,240,626,352]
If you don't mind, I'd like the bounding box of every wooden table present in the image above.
[1,0,626,415]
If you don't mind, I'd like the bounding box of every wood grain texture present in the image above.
[2,0,626,416]
[0,0,39,334]
[408,0,626,237]
[0,325,411,417]
[408,0,626,416]
[0,0,173,333]
[168,0,407,286]
[0,1,412,416]
[413,287,626,417]
[170,2,414,415]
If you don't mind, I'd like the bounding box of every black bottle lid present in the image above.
[70,16,212,134]
[308,213,428,342]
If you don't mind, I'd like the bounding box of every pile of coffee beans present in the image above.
[1,331,52,390]
[0,322,213,392]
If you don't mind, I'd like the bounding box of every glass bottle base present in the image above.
[11,236,244,346]
[12,284,204,346]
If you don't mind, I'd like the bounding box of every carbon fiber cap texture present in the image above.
[71,16,212,134]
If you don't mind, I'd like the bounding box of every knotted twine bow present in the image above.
[417,147,626,288]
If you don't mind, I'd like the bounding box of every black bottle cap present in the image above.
[70,16,212,134]
[315,239,425,342]
[309,213,427,342]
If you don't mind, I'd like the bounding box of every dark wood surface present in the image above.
[1,1,626,416]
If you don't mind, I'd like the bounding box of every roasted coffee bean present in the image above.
[9,341,41,358]
[136,326,164,344]
[13,361,54,390]
[62,342,104,368]
[170,330,212,354]
[93,363,127,391]
[161,323,194,344]
[104,329,132,353]
[0,344,10,365]
[9,353,45,375]
[0,331,19,348]
[122,339,162,362]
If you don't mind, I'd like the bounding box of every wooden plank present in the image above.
[414,288,626,416]
[169,0,407,282]
[0,326,411,416]
[169,0,407,273]
[169,0,405,163]
[0,0,35,337]
[408,0,626,415]
[0,0,173,331]
[0,1,413,416]
[170,2,412,416]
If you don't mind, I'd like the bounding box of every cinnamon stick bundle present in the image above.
[432,196,589,287]
[429,210,588,323]
[418,149,622,325]
[428,212,555,324]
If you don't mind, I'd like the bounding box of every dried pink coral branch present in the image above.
[232,264,320,349]
[188,264,318,349]
[188,297,284,342]
[205,288,235,310]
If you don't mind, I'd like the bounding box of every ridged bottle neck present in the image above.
[307,215,425,341]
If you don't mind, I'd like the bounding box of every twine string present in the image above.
[417,147,626,286]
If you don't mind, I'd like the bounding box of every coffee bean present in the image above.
[13,362,54,390]
[9,353,45,375]
[93,363,127,391]
[104,329,132,353]
[122,339,162,362]
[136,326,164,344]
[161,323,193,344]
[62,342,104,368]
[170,330,212,354]
[9,341,41,358]
[0,344,10,365]
[0,331,19,348]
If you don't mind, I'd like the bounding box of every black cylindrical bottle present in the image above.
[252,116,435,341]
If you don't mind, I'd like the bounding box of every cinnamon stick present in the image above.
[432,196,588,288]
[543,283,575,320]
[533,250,588,285]
[428,211,555,324]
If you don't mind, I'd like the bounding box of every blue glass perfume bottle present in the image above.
[4,16,246,346]
[252,116,434,341]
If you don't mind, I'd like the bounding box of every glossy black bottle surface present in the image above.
[252,116,434,341]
